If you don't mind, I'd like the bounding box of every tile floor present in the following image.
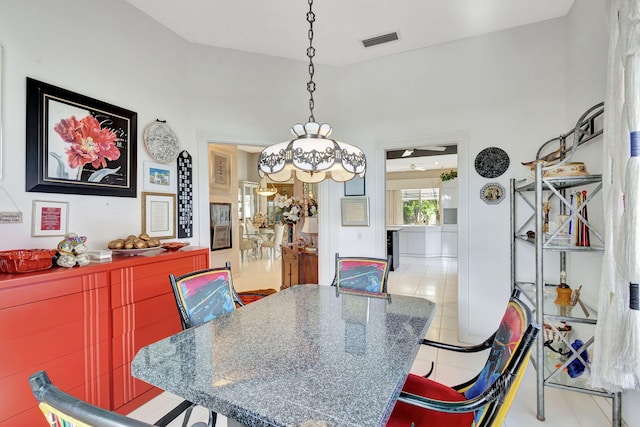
[128,254,617,426]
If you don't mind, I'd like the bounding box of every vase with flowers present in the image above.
[275,193,303,244]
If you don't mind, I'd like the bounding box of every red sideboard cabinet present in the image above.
[0,246,209,426]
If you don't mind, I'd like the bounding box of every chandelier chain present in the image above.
[307,0,316,123]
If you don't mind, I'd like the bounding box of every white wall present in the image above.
[329,18,569,340]
[0,0,191,249]
[1,0,627,422]
[0,0,302,253]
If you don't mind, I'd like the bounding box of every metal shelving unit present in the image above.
[509,103,622,426]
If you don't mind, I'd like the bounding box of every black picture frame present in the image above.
[344,175,365,196]
[210,202,232,251]
[26,78,137,197]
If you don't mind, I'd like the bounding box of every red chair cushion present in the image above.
[387,374,474,427]
[237,288,277,305]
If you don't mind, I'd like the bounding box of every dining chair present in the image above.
[260,223,285,259]
[387,290,540,427]
[238,223,255,262]
[165,262,245,426]
[331,252,392,295]
[29,370,209,427]
[244,218,257,235]
[170,262,244,330]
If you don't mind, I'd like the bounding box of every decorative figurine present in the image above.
[56,233,91,267]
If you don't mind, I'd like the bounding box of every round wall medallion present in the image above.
[480,182,506,205]
[474,147,510,178]
[143,120,179,164]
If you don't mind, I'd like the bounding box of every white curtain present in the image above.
[591,0,640,391]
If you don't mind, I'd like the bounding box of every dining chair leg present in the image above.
[154,400,193,426]
[180,405,194,427]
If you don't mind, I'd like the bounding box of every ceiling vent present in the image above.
[362,32,399,48]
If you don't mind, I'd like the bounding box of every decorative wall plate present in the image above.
[143,120,179,164]
[474,147,510,178]
[480,182,506,204]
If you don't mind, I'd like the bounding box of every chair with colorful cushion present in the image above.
[331,252,392,296]
[170,261,244,329]
[164,262,245,427]
[29,370,207,427]
[387,290,539,427]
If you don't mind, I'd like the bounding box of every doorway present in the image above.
[381,131,469,340]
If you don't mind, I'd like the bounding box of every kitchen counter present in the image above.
[388,225,457,258]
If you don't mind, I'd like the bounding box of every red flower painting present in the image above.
[53,115,120,170]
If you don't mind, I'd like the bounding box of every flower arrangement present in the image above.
[252,212,268,228]
[274,193,303,224]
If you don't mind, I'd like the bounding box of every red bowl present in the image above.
[0,249,57,273]
[161,242,189,251]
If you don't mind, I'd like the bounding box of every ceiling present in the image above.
[386,145,458,173]
[131,1,573,172]
[124,0,574,67]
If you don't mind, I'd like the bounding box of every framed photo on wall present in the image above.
[143,161,176,193]
[25,78,137,197]
[210,152,231,191]
[344,175,365,196]
[210,202,232,251]
[341,197,370,226]
[32,200,68,237]
[141,192,176,239]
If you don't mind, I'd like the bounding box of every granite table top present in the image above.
[132,284,435,427]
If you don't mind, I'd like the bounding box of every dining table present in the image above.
[132,284,436,426]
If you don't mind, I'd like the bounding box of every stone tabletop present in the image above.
[132,284,435,427]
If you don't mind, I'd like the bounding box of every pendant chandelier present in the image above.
[256,177,277,196]
[258,0,366,184]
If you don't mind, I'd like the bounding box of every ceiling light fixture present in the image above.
[257,0,366,183]
[256,177,277,196]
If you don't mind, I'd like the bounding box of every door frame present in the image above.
[378,131,471,341]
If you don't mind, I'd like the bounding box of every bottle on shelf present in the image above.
[579,190,590,246]
[554,270,573,316]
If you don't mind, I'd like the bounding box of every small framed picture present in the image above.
[141,192,176,239]
[210,202,232,250]
[32,200,69,237]
[211,225,232,251]
[344,175,365,196]
[341,197,370,226]
[210,151,231,191]
[143,161,176,192]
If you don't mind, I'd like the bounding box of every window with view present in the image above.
[402,188,439,225]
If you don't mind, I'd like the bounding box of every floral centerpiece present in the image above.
[274,194,303,224]
[252,212,268,228]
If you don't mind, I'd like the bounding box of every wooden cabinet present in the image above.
[281,245,317,289]
[0,247,209,426]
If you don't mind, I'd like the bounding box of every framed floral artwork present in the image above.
[25,78,137,197]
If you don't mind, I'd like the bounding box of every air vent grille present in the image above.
[362,32,399,48]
